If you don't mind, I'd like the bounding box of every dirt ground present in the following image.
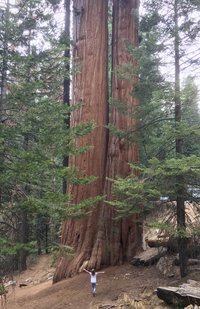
[3,255,181,309]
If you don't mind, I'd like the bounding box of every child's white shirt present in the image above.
[90,273,96,283]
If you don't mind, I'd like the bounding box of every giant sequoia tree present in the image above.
[53,0,140,282]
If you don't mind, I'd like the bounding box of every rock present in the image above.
[156,255,178,278]
[4,280,17,287]
[25,277,32,283]
[157,280,200,307]
[131,247,167,266]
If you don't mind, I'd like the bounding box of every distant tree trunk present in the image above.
[53,0,140,282]
[18,210,29,271]
[0,0,9,208]
[36,215,42,255]
[36,216,49,255]
[0,1,8,114]
[63,0,71,194]
[17,30,32,271]
[174,0,188,277]
[17,133,30,271]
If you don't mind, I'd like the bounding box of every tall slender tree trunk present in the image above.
[0,0,9,113]
[63,0,71,194]
[18,210,29,271]
[17,132,30,271]
[0,0,9,207]
[174,0,188,277]
[53,0,140,283]
[17,27,33,271]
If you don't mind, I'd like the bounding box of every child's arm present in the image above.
[97,271,105,275]
[83,268,90,274]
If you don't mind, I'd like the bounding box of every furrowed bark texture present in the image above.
[91,0,140,267]
[53,0,108,282]
[107,0,140,263]
[53,0,140,283]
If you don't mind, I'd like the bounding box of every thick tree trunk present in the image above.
[53,0,109,282]
[109,0,141,261]
[53,0,140,283]
[91,0,141,267]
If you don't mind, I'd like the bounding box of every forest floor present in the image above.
[2,254,188,309]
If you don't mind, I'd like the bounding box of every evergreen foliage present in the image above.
[109,0,200,277]
[0,0,97,274]
[110,0,200,206]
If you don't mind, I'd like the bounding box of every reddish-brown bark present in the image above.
[53,0,140,283]
[53,0,108,282]
[91,0,140,267]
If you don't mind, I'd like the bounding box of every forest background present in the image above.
[0,0,200,282]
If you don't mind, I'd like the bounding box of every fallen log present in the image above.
[131,247,167,266]
[157,280,200,307]
[146,237,179,251]
[146,239,170,248]
[98,305,117,308]
[174,258,200,266]
[146,239,200,257]
[19,283,28,288]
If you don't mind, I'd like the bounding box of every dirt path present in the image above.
[3,256,176,309]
